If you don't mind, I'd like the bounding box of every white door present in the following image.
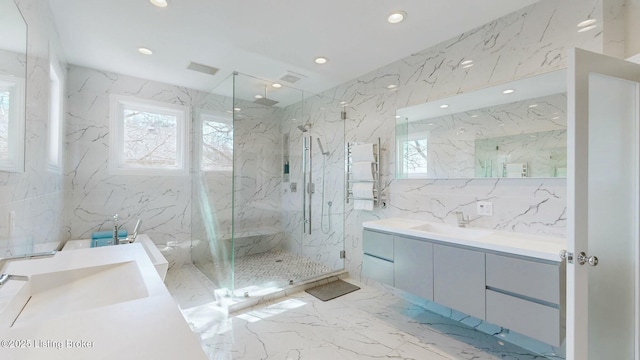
[567,48,640,360]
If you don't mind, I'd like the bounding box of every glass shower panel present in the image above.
[191,73,235,294]
[232,73,346,294]
[191,71,346,298]
[231,73,304,293]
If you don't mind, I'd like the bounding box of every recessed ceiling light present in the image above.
[498,123,505,127]
[254,95,263,99]
[271,83,282,88]
[529,104,538,108]
[340,101,348,105]
[314,57,328,64]
[553,116,560,120]
[577,19,597,28]
[462,64,474,69]
[502,89,515,94]
[578,25,597,33]
[138,47,153,55]
[149,0,168,8]
[471,114,479,118]
[440,104,449,109]
[234,107,241,112]
[461,60,473,65]
[428,122,434,126]
[388,11,406,24]
[395,115,401,119]
[387,84,397,89]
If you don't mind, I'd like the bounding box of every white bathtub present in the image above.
[62,234,169,281]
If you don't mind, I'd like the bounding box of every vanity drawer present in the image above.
[486,290,562,347]
[486,253,560,304]
[363,230,394,261]
[363,254,394,285]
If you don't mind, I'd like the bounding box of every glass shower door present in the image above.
[191,73,235,295]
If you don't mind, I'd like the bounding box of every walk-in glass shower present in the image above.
[191,72,345,298]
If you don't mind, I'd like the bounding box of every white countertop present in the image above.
[0,243,207,360]
[363,218,566,262]
[62,234,169,281]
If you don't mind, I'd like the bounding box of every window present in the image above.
[0,75,25,172]
[397,134,428,178]
[199,111,233,172]
[109,95,189,176]
[48,53,64,171]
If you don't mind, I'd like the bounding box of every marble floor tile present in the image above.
[167,266,560,360]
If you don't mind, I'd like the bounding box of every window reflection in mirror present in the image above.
[0,0,27,172]
[396,70,567,179]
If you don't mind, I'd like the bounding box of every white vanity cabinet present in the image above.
[433,244,485,320]
[363,230,434,300]
[362,230,394,285]
[394,235,434,301]
[362,226,565,347]
[485,253,564,346]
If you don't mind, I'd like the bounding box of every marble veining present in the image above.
[0,0,66,256]
[167,266,561,359]
[285,0,616,281]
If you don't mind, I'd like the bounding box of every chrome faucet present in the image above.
[0,251,56,287]
[113,214,121,245]
[0,273,28,287]
[455,211,470,228]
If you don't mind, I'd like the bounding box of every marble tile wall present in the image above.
[0,0,66,257]
[229,99,285,257]
[292,0,618,280]
[64,65,213,268]
[0,49,25,78]
[64,68,291,272]
[57,0,626,282]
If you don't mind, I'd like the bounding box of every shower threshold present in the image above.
[197,250,347,313]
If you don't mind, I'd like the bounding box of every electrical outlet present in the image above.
[477,201,493,216]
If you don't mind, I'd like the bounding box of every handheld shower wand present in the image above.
[316,138,330,156]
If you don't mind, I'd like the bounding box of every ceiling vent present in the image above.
[280,71,306,84]
[187,62,219,76]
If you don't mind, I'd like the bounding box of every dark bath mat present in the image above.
[305,279,360,301]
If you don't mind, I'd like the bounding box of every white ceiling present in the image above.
[47,0,539,105]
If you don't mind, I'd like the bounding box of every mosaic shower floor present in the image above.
[171,250,340,309]
[233,250,336,290]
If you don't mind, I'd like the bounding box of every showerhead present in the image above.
[317,138,329,156]
[253,97,279,106]
[297,123,311,132]
[253,85,279,106]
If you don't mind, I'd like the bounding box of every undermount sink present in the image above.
[410,223,490,239]
[0,261,148,329]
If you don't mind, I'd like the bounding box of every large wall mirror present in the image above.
[396,70,567,179]
[0,0,27,173]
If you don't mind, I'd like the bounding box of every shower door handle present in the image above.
[307,136,312,235]
[302,136,312,235]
